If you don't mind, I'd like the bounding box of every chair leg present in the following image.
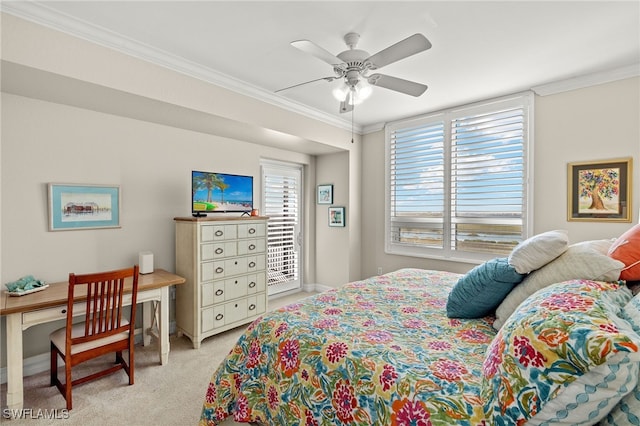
[65,361,73,410]
[129,347,135,385]
[50,342,57,386]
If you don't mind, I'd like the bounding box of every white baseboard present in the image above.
[312,284,333,293]
[0,321,177,384]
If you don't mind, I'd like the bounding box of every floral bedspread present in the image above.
[199,268,496,425]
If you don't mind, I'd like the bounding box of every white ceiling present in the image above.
[3,1,640,131]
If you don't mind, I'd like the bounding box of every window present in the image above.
[386,93,533,262]
[261,161,303,295]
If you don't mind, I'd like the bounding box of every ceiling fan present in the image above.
[277,32,432,113]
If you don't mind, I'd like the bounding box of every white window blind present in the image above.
[262,163,301,294]
[386,93,533,262]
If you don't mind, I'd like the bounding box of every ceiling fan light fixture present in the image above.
[332,82,351,102]
[333,78,373,105]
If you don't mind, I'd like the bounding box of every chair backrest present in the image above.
[65,265,139,350]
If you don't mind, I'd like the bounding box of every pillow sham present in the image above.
[446,257,526,319]
[494,244,625,329]
[600,294,640,426]
[507,229,569,274]
[482,279,640,425]
[609,224,640,281]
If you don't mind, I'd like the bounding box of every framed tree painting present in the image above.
[567,158,632,222]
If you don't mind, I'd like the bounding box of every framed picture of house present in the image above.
[317,184,333,204]
[567,158,632,222]
[48,183,121,231]
[328,206,345,227]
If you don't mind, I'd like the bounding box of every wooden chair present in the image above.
[50,265,139,410]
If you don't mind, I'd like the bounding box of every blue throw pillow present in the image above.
[446,257,526,318]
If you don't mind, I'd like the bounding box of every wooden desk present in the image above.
[0,269,185,410]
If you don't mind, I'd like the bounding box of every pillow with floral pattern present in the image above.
[482,279,640,425]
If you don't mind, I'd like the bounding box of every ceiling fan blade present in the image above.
[339,101,353,114]
[365,34,432,70]
[368,74,428,97]
[291,40,344,66]
[275,76,337,93]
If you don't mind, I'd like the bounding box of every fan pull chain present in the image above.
[351,106,354,144]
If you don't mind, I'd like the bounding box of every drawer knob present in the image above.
[249,228,256,234]
[215,230,223,237]
[61,309,67,314]
[249,261,256,268]
[234,261,238,265]
[234,280,238,284]
[215,289,223,296]
[249,244,256,251]
[215,313,224,321]
[215,248,223,254]
[215,267,224,274]
[248,281,256,288]
[249,303,256,311]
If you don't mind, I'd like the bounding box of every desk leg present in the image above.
[142,301,152,346]
[6,313,24,410]
[159,287,170,365]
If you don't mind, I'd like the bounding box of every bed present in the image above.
[200,227,640,426]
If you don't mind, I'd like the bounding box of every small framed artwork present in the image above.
[317,184,333,204]
[48,183,121,231]
[329,206,345,227]
[567,157,632,222]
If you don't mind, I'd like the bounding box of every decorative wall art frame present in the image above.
[317,184,333,204]
[329,206,345,227]
[567,158,632,222]
[48,183,121,231]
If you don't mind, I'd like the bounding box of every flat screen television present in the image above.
[192,171,253,216]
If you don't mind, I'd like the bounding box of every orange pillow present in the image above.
[608,224,640,280]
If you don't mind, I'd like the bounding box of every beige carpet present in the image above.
[1,291,317,425]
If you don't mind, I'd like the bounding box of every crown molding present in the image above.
[531,64,640,96]
[1,2,361,134]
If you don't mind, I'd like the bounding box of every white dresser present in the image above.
[174,216,268,348]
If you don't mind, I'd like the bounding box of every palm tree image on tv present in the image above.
[192,172,253,212]
[578,167,620,213]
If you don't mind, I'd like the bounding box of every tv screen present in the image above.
[192,171,253,215]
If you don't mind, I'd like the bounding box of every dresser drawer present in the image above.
[238,223,265,239]
[201,257,250,281]
[201,224,237,242]
[201,280,224,307]
[246,256,265,273]
[247,273,266,294]
[201,241,237,260]
[237,239,265,255]
[201,298,249,331]
[246,294,266,316]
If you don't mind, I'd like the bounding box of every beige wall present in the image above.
[361,77,640,278]
[315,152,350,286]
[0,93,317,360]
[0,14,361,367]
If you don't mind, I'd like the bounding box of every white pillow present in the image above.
[508,230,569,274]
[575,238,616,255]
[494,243,625,329]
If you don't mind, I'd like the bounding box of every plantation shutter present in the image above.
[450,106,526,254]
[389,119,446,249]
[386,93,532,261]
[262,163,301,295]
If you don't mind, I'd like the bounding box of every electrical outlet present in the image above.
[377,267,382,275]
